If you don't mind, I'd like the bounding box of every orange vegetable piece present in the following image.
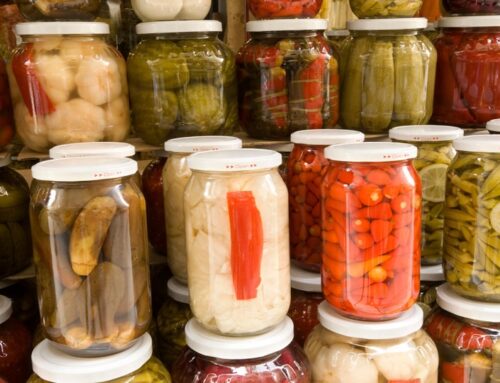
[329,182,347,202]
[383,184,400,199]
[324,242,344,262]
[323,230,339,244]
[337,169,354,184]
[351,218,370,233]
[357,184,383,207]
[366,169,391,186]
[391,194,412,213]
[368,266,388,283]
[393,212,413,229]
[347,255,391,278]
[353,233,373,250]
[371,220,393,243]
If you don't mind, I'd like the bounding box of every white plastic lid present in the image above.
[318,302,423,340]
[348,18,427,31]
[167,277,189,305]
[453,135,500,153]
[136,20,222,35]
[437,284,500,323]
[49,142,135,159]
[32,157,138,182]
[0,296,13,325]
[389,125,464,142]
[187,149,282,172]
[16,22,109,36]
[439,16,500,28]
[247,19,328,33]
[325,142,417,163]
[421,265,445,282]
[326,29,350,37]
[487,119,500,133]
[291,265,321,293]
[164,136,242,153]
[291,129,365,146]
[185,317,294,360]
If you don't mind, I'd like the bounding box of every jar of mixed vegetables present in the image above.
[426,284,500,383]
[322,142,421,321]
[487,119,500,135]
[0,59,14,149]
[432,17,500,128]
[288,129,364,272]
[237,19,339,139]
[248,0,323,19]
[349,0,422,18]
[389,125,464,266]
[16,0,101,20]
[172,317,311,382]
[128,21,237,146]
[131,0,211,22]
[419,264,444,318]
[163,136,242,285]
[443,135,500,302]
[442,0,500,15]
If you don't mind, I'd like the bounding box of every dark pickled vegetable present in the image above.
[442,0,500,15]
[288,289,322,347]
[16,0,101,21]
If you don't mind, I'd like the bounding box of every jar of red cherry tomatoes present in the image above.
[322,142,422,321]
[432,16,500,128]
[248,0,323,19]
[288,129,364,272]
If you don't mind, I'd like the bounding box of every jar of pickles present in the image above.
[30,157,151,356]
[325,0,357,30]
[442,0,500,15]
[443,135,500,302]
[163,136,242,284]
[128,21,237,146]
[248,0,323,19]
[16,0,101,21]
[237,19,339,139]
[185,149,290,335]
[432,17,500,128]
[389,125,463,266]
[341,18,437,134]
[288,129,364,272]
[349,0,422,18]
[132,0,211,22]
[322,142,421,321]
[8,22,130,152]
[0,59,14,149]
[419,265,444,318]
[172,317,311,382]
[305,303,439,383]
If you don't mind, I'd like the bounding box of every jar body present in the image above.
[432,27,500,128]
[248,0,323,19]
[418,280,440,318]
[0,317,32,383]
[127,33,237,146]
[443,151,500,301]
[184,168,290,335]
[349,0,422,18]
[30,177,151,356]
[16,0,101,20]
[131,0,211,22]
[442,0,500,15]
[341,31,437,134]
[0,59,14,149]
[288,289,322,347]
[322,160,421,320]
[7,35,130,152]
[237,31,338,139]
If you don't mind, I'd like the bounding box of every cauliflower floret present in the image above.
[131,0,183,21]
[104,96,130,141]
[75,57,122,106]
[33,37,62,54]
[14,103,49,152]
[369,339,422,381]
[177,0,211,19]
[36,55,75,104]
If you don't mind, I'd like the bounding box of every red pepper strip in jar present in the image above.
[248,0,323,19]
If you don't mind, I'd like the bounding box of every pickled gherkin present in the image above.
[350,0,422,18]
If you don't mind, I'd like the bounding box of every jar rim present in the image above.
[168,277,189,304]
[326,29,350,37]
[136,20,222,35]
[453,135,500,153]
[49,142,135,159]
[16,22,109,36]
[324,142,418,163]
[348,18,427,31]
[164,136,242,154]
[389,125,464,142]
[439,16,500,29]
[421,265,445,282]
[291,129,365,146]
[291,265,321,293]
[187,149,282,172]
[246,19,327,33]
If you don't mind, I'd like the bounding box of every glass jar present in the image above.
[389,125,464,266]
[341,18,437,134]
[248,0,323,19]
[419,0,441,21]
[0,59,14,149]
[443,135,500,302]
[305,303,439,382]
[237,19,339,140]
[163,136,242,284]
[423,21,439,41]
[426,284,500,383]
[432,17,500,128]
[0,295,32,383]
[322,142,421,321]
[16,0,101,20]
[288,129,364,272]
[442,0,500,15]
[288,265,323,347]
[267,143,293,182]
[7,22,130,153]
[119,0,140,58]
[326,0,357,30]
[185,149,290,336]
[326,29,349,59]
[132,0,211,22]
[349,0,422,18]
[128,21,237,146]
[488,119,500,134]
[30,157,151,356]
[28,334,172,382]
[172,317,311,382]
[419,265,444,319]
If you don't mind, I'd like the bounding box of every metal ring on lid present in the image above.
[453,135,500,153]
[325,142,418,163]
[168,278,189,305]
[0,296,13,325]
[291,265,321,293]
[291,129,365,146]
[164,136,242,154]
[247,19,328,33]
[487,119,500,133]
[15,22,110,36]
[439,16,500,28]
[318,302,423,340]
[389,125,464,142]
[136,20,223,35]
[185,317,294,360]
[49,142,136,159]
[187,149,282,172]
[326,29,350,37]
[348,18,428,31]
[32,334,153,383]
[421,265,445,282]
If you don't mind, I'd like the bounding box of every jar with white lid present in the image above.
[426,284,500,383]
[30,157,150,356]
[390,125,464,266]
[444,135,500,302]
[305,303,438,382]
[163,136,242,284]
[27,333,172,383]
[341,18,437,134]
[7,22,130,153]
[185,149,290,335]
[419,264,444,318]
[172,317,311,382]
[131,0,211,22]
[487,119,500,135]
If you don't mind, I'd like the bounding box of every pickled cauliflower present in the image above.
[131,0,211,21]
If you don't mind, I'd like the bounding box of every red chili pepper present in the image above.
[371,220,393,243]
[440,362,465,383]
[391,194,412,213]
[366,169,392,186]
[353,232,373,250]
[357,184,383,207]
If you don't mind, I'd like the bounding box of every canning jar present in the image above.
[341,18,437,134]
[419,264,444,318]
[443,135,500,302]
[305,303,439,383]
[132,0,211,22]
[389,125,464,266]
[349,0,422,18]
[268,143,293,182]
[163,136,242,284]
[8,22,130,152]
[288,129,365,272]
[172,317,311,382]
[128,21,237,146]
[426,284,500,383]
[237,19,339,140]
[322,142,421,321]
[16,0,101,21]
[185,149,290,335]
[442,0,500,15]
[0,59,14,149]
[432,17,500,128]
[248,0,323,19]
[30,157,151,356]
[488,119,500,134]
[325,0,357,30]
